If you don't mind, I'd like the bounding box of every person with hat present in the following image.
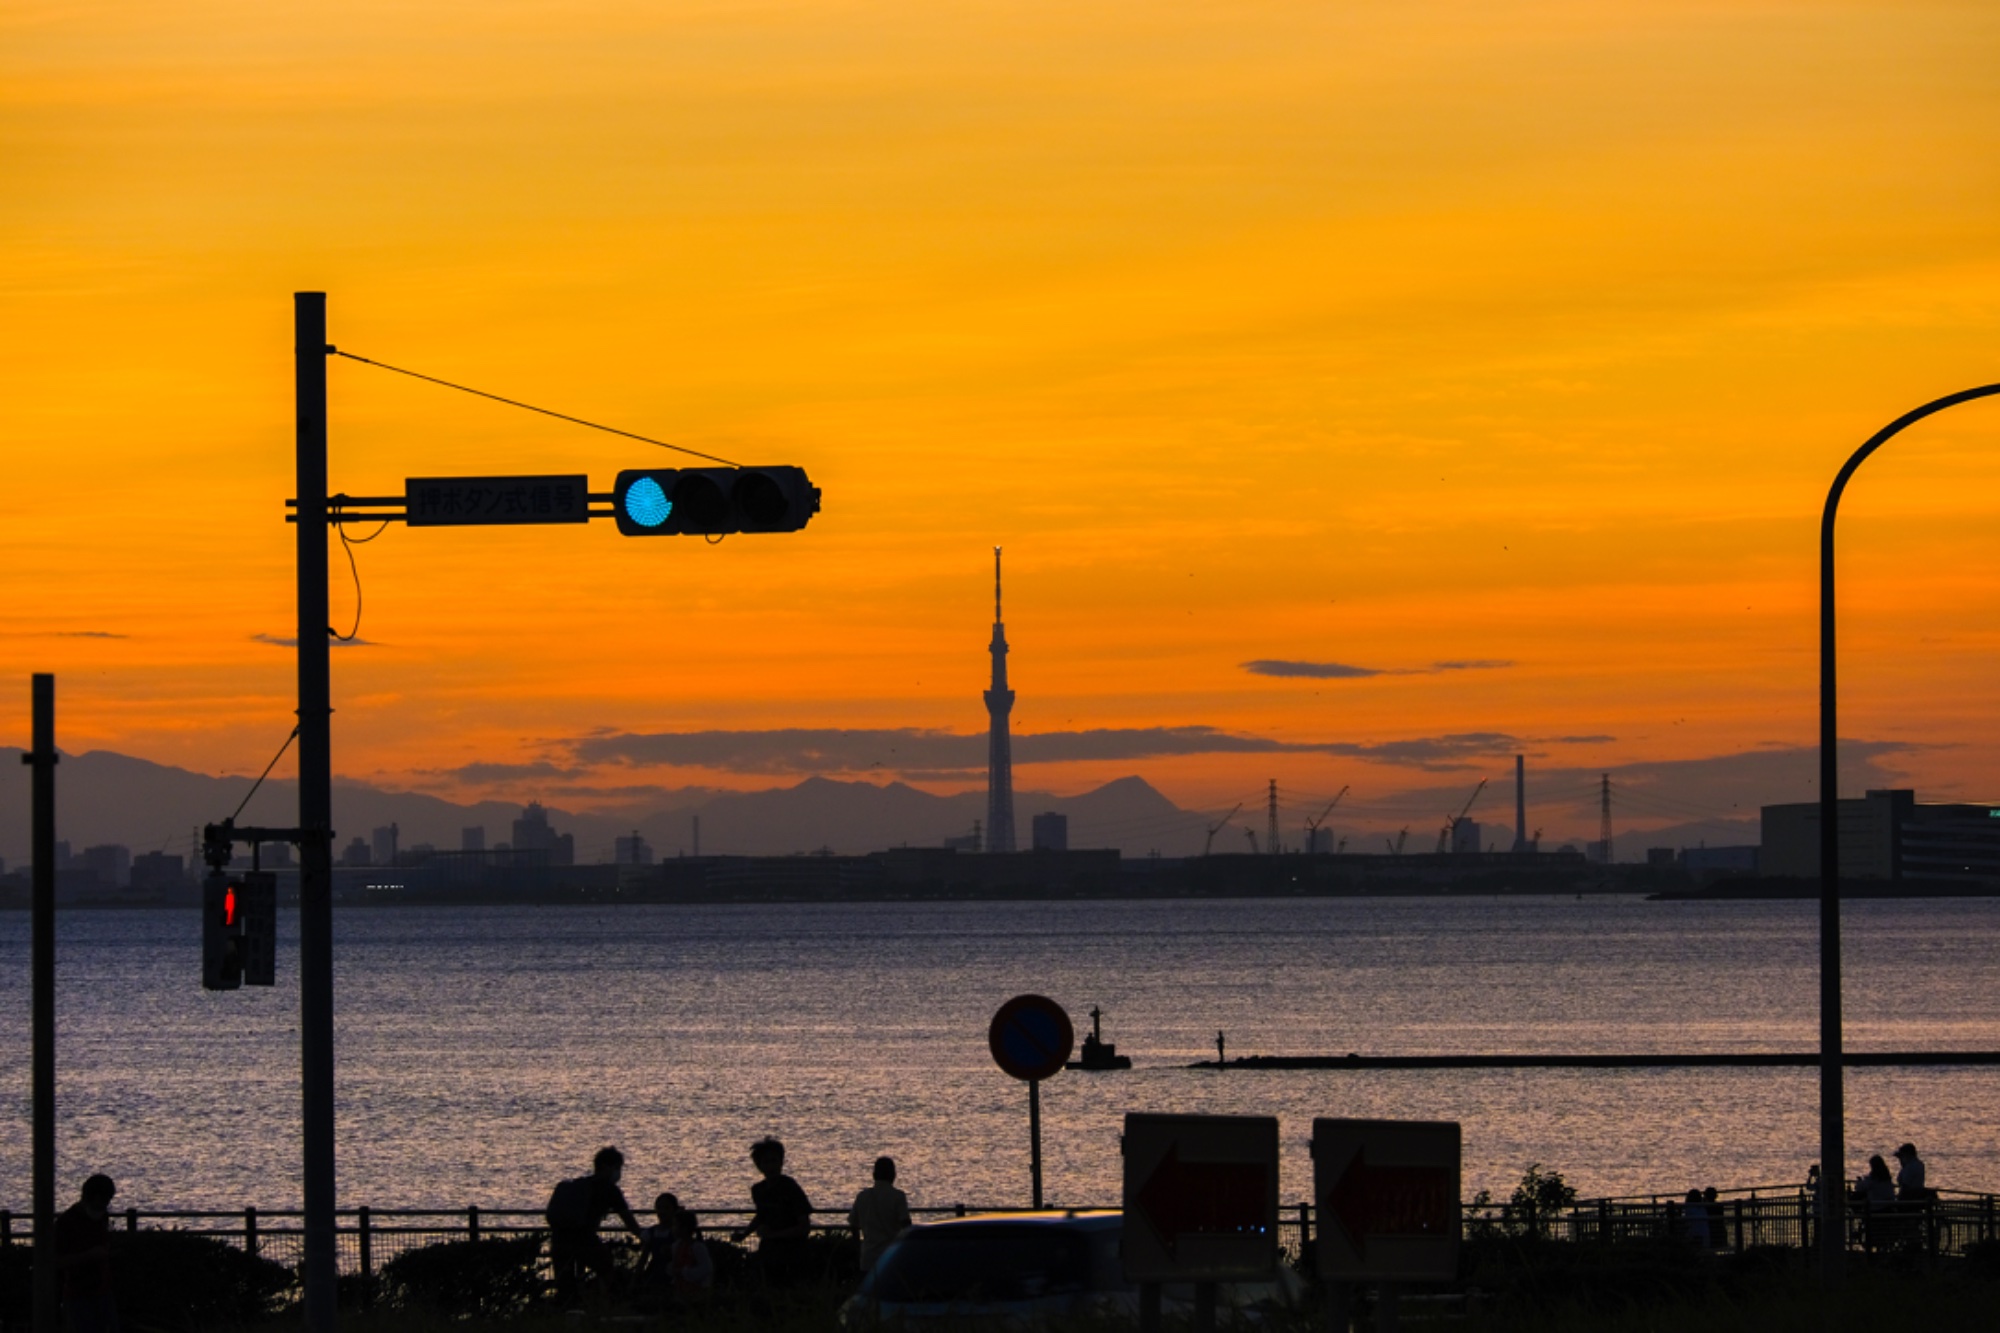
[1894,1143,1928,1201]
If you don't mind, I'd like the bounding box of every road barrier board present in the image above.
[1121,1112,1279,1282]
[1312,1117,1461,1282]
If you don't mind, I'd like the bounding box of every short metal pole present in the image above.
[28,673,57,1333]
[468,1204,481,1244]
[1028,1078,1043,1208]
[246,1205,259,1258]
[1139,1281,1162,1333]
[1377,1281,1401,1333]
[1194,1280,1217,1333]
[358,1206,373,1308]
[1325,1281,1350,1333]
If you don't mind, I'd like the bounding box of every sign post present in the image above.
[1312,1118,1461,1332]
[1121,1113,1279,1333]
[987,994,1073,1208]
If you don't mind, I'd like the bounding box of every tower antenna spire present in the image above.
[984,546,1017,853]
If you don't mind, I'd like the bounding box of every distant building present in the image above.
[1031,812,1068,853]
[1646,847,1676,867]
[258,841,294,869]
[462,826,485,852]
[130,851,185,893]
[615,833,655,866]
[511,802,575,867]
[75,844,131,889]
[1681,845,1758,876]
[1307,827,1334,855]
[340,837,371,868]
[1450,819,1481,855]
[1762,789,2000,887]
[371,823,400,868]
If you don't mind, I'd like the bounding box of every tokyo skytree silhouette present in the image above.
[984,547,1017,853]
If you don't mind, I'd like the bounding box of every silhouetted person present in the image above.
[1856,1155,1894,1208]
[667,1210,714,1304]
[1894,1143,1929,1201]
[545,1146,643,1307]
[55,1174,118,1333]
[1682,1189,1709,1246]
[731,1138,814,1287]
[848,1156,912,1275]
[639,1191,680,1297]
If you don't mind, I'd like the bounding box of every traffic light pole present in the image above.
[28,675,57,1333]
[295,293,338,1333]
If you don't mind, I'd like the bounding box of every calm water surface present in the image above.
[2,896,1996,1214]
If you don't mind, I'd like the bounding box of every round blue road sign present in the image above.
[988,994,1074,1082]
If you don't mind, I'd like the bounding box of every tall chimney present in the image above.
[1514,754,1528,854]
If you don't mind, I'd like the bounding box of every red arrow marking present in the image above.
[1135,1144,1270,1257]
[1324,1149,1455,1259]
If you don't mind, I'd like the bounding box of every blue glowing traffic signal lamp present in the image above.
[612,467,820,536]
[202,871,243,991]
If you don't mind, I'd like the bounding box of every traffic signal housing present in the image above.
[202,870,277,990]
[202,871,243,991]
[612,467,820,536]
[236,872,277,986]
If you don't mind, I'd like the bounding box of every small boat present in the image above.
[1066,1006,1133,1071]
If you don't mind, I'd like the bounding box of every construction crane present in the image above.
[1436,778,1488,854]
[1203,803,1243,857]
[1303,786,1349,854]
[1243,828,1259,855]
[1387,827,1409,855]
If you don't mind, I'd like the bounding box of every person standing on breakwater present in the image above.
[1895,1143,1930,1201]
[56,1174,118,1333]
[849,1156,913,1275]
[732,1137,815,1287]
[546,1146,645,1307]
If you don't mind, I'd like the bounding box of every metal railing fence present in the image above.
[4,1189,1996,1286]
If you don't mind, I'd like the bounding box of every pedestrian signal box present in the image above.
[203,870,277,990]
[612,467,820,536]
[203,872,243,990]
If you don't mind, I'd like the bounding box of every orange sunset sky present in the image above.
[5,1,1999,842]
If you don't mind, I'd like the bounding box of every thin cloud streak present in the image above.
[565,725,1604,776]
[1243,658,1513,679]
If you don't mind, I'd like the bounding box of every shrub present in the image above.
[114,1230,297,1328]
[1509,1164,1578,1240]
[377,1232,548,1317]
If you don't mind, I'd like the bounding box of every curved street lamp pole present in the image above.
[1818,382,2000,1281]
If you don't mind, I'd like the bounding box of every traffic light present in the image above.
[612,467,820,536]
[202,871,243,991]
[236,871,277,987]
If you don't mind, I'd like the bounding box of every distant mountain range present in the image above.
[0,749,1213,865]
